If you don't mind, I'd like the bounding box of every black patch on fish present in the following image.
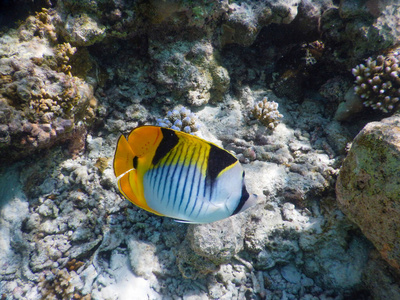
[206,144,237,182]
[133,156,138,169]
[232,180,250,216]
[153,128,179,166]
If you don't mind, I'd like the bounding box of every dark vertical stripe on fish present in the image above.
[165,148,180,205]
[166,144,182,207]
[195,200,205,218]
[160,149,180,203]
[155,149,174,200]
[184,161,198,214]
[152,128,179,166]
[206,143,237,183]
[172,143,189,209]
[178,144,196,211]
[189,145,208,216]
[184,143,203,214]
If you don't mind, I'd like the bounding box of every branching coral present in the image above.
[54,43,77,75]
[38,267,90,300]
[251,97,283,129]
[156,106,200,133]
[352,50,400,113]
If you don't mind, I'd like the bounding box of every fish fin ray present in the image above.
[113,135,135,177]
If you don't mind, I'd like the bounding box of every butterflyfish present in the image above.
[113,126,257,223]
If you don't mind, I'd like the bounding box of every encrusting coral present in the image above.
[156,106,200,134]
[251,97,283,129]
[352,49,400,113]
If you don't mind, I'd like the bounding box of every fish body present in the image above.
[113,126,257,223]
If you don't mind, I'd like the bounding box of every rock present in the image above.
[334,87,364,121]
[69,238,102,259]
[149,39,230,106]
[362,250,400,300]
[87,135,104,159]
[324,121,352,155]
[80,264,98,295]
[0,166,30,280]
[323,1,400,65]
[176,239,219,280]
[30,235,71,272]
[221,0,301,47]
[336,115,400,272]
[176,216,247,279]
[127,237,160,279]
[187,217,245,265]
[281,264,301,284]
[37,198,59,218]
[62,13,106,46]
[91,251,161,300]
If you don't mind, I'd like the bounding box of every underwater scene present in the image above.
[0,0,400,299]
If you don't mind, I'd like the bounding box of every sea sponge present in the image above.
[251,97,283,129]
[156,106,200,134]
[352,51,400,113]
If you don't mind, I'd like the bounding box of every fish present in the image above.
[113,125,257,223]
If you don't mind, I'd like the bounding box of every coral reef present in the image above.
[251,97,283,129]
[0,14,97,162]
[2,0,400,299]
[156,106,200,133]
[352,51,400,113]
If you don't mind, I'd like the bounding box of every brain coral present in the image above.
[352,50,400,113]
